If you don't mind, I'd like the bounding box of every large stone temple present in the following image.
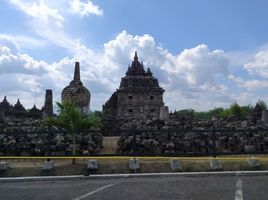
[61,62,91,115]
[103,52,168,122]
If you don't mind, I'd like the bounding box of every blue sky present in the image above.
[1,0,268,111]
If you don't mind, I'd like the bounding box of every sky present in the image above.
[1,0,268,112]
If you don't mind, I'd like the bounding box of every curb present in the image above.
[86,170,268,179]
[0,175,84,182]
[1,171,268,182]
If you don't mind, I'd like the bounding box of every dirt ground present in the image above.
[100,136,119,154]
[1,157,268,177]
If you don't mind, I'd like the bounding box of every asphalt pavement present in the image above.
[0,173,267,200]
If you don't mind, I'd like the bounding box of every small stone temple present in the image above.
[103,52,167,121]
[61,62,91,115]
[0,88,54,121]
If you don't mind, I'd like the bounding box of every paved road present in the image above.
[0,174,267,200]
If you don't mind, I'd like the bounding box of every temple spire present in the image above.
[134,51,138,62]
[146,68,153,76]
[3,96,7,102]
[74,61,81,81]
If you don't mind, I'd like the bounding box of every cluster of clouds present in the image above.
[70,0,103,17]
[1,0,268,111]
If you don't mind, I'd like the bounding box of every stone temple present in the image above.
[103,52,168,122]
[61,62,91,115]
[0,89,53,122]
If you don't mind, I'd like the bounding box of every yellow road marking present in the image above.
[1,156,268,160]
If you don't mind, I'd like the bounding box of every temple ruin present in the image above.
[102,52,169,135]
[0,89,54,122]
[61,62,91,115]
[103,52,167,121]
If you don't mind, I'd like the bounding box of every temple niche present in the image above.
[61,62,91,115]
[103,52,167,122]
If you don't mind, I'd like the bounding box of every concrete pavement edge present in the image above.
[1,171,268,182]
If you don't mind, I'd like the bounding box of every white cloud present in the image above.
[7,0,103,54]
[172,44,229,85]
[8,0,76,51]
[244,50,268,78]
[7,0,104,54]
[229,75,268,90]
[0,30,245,111]
[165,83,232,111]
[7,1,255,111]
[0,34,47,50]
[0,42,74,109]
[71,31,232,111]
[69,0,103,17]
[0,45,48,75]
[233,93,256,106]
[9,0,65,27]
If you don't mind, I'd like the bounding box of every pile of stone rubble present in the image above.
[117,117,268,155]
[0,119,103,156]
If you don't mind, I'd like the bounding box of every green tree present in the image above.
[230,102,242,117]
[175,109,195,117]
[194,111,211,119]
[44,101,101,162]
[209,107,225,117]
[91,110,102,118]
[240,105,253,118]
[258,100,267,110]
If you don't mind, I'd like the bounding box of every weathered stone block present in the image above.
[87,160,98,171]
[244,145,255,153]
[129,158,140,171]
[246,158,261,167]
[160,106,169,121]
[210,159,222,170]
[0,161,10,171]
[170,159,182,171]
[262,110,268,123]
[42,160,54,171]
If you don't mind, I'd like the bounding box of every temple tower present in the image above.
[61,62,91,115]
[44,89,53,117]
[103,52,165,120]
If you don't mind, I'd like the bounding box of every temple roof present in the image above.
[146,68,153,76]
[120,52,162,90]
[14,99,26,112]
[126,52,146,76]
[0,96,13,112]
[29,104,41,113]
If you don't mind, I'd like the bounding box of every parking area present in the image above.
[0,174,268,200]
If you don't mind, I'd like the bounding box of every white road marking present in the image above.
[235,178,243,200]
[72,183,116,200]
